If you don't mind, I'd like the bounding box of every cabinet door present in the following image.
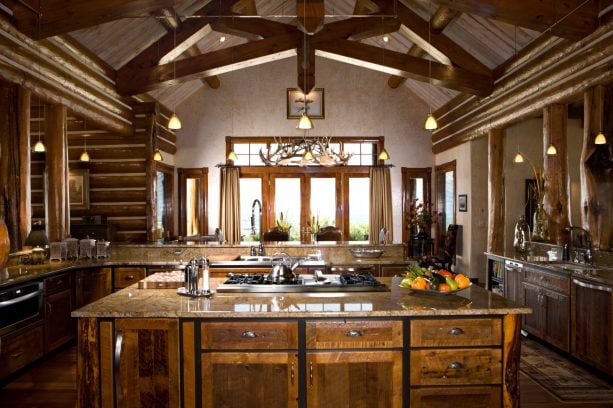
[571,280,613,376]
[410,387,501,408]
[112,319,180,408]
[380,265,408,277]
[504,266,520,303]
[306,351,402,408]
[44,289,74,352]
[0,324,44,380]
[201,352,298,408]
[113,267,146,290]
[542,288,570,352]
[519,282,544,338]
[75,268,112,308]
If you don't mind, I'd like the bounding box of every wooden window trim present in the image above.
[177,167,208,237]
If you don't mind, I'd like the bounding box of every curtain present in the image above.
[220,167,241,244]
[369,167,393,243]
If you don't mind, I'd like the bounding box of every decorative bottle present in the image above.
[532,203,549,242]
[513,215,531,252]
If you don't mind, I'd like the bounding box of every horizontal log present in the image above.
[90,175,147,189]
[156,124,176,144]
[114,232,147,242]
[156,137,177,155]
[67,147,146,161]
[74,161,146,174]
[73,204,146,218]
[90,190,147,203]
[110,219,147,232]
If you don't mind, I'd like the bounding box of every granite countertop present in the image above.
[71,277,530,319]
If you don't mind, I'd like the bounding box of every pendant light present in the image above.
[378,147,390,161]
[33,101,45,152]
[594,131,607,145]
[423,18,438,130]
[153,149,163,161]
[546,131,557,155]
[513,146,524,163]
[80,136,90,162]
[297,1,313,130]
[167,23,182,130]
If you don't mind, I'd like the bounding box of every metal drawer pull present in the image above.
[125,275,135,280]
[290,361,295,385]
[345,330,363,337]
[573,279,612,293]
[241,331,258,338]
[10,351,24,359]
[447,327,464,335]
[309,362,313,386]
[448,362,464,370]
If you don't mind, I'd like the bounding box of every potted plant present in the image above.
[409,199,432,239]
[307,214,320,242]
[275,211,292,233]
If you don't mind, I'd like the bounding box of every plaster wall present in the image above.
[174,57,433,242]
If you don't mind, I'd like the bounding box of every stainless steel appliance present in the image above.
[0,281,43,336]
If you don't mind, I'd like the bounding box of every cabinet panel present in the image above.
[306,351,402,408]
[523,267,569,295]
[75,268,112,308]
[380,265,408,277]
[0,323,44,379]
[113,267,146,290]
[44,272,72,295]
[543,288,570,351]
[201,321,298,350]
[201,352,298,408]
[410,348,502,386]
[411,318,502,347]
[44,288,74,352]
[306,320,402,349]
[410,386,501,408]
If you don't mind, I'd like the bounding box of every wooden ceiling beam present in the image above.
[297,34,315,94]
[353,0,380,15]
[315,39,493,96]
[296,0,325,35]
[210,18,296,41]
[312,17,400,43]
[13,0,176,39]
[116,32,300,95]
[430,0,600,40]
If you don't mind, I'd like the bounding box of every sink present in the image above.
[238,256,275,262]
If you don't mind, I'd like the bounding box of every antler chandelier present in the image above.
[259,136,351,166]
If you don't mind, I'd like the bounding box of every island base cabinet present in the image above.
[201,353,298,408]
[410,386,501,407]
[99,318,180,408]
[306,351,402,408]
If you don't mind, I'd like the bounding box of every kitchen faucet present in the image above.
[565,226,593,264]
[251,199,264,255]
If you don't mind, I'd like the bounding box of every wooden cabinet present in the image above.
[43,273,74,352]
[305,320,403,408]
[380,264,409,277]
[0,323,44,380]
[409,318,504,407]
[113,266,146,290]
[75,268,112,308]
[519,266,570,352]
[200,321,299,408]
[571,278,613,376]
[99,318,180,408]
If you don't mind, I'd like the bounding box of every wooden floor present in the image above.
[0,344,611,408]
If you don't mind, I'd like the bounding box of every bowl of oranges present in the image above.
[399,265,471,295]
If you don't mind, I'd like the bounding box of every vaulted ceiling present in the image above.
[1,0,609,111]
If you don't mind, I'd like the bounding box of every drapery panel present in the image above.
[220,167,241,244]
[369,167,393,243]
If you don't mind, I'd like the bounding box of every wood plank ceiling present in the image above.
[1,0,608,112]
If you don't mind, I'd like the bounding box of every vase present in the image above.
[311,233,317,243]
[0,220,9,268]
[513,215,531,252]
[532,203,549,242]
[416,226,428,239]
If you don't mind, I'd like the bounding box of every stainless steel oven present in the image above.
[0,281,43,336]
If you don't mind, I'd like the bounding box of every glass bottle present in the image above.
[532,203,549,242]
[514,215,531,252]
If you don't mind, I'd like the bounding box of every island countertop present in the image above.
[72,277,530,319]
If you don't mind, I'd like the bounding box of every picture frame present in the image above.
[69,169,89,210]
[287,88,325,119]
[458,194,467,212]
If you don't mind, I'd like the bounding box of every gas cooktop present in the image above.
[216,273,389,293]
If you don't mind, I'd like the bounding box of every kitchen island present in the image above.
[72,277,530,408]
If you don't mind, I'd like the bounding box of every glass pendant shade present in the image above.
[424,113,438,130]
[168,113,182,130]
[297,113,313,130]
[153,149,163,161]
[303,148,314,161]
[80,150,90,162]
[513,152,524,163]
[595,132,607,145]
[227,151,238,161]
[546,143,557,155]
[33,139,45,152]
[378,148,390,160]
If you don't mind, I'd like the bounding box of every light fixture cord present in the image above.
[427,18,432,114]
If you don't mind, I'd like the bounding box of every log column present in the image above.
[583,86,612,250]
[46,104,68,242]
[487,128,504,253]
[543,104,569,244]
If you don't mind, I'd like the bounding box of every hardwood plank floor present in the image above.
[0,345,610,407]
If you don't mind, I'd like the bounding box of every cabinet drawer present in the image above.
[523,268,569,294]
[306,320,403,349]
[0,324,44,379]
[411,318,502,347]
[44,273,72,296]
[201,322,298,350]
[113,267,146,289]
[410,348,502,386]
[410,386,501,407]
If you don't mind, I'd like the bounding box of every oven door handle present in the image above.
[0,290,41,307]
[114,329,124,405]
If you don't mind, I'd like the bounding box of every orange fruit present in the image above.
[438,283,452,292]
[454,274,471,289]
[437,270,453,278]
[411,276,428,290]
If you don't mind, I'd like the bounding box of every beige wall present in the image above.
[174,57,433,241]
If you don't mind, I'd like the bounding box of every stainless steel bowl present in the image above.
[350,248,384,258]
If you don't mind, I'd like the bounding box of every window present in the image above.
[239,178,262,241]
[348,177,369,240]
[401,167,432,244]
[273,177,301,241]
[154,162,174,240]
[178,168,208,237]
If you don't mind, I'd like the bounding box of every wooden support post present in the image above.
[18,88,32,248]
[582,86,612,250]
[46,104,68,242]
[142,105,159,243]
[487,128,504,253]
[543,104,570,244]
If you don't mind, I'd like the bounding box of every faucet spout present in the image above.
[564,226,593,264]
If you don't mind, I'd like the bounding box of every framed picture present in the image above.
[69,169,89,210]
[458,194,467,212]
[287,88,325,119]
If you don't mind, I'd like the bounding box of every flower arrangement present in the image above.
[409,199,432,229]
[275,211,291,232]
[307,214,320,234]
